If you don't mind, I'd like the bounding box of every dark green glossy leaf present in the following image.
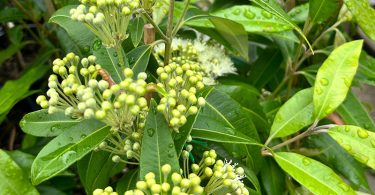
[309,0,342,25]
[0,49,53,122]
[328,125,375,170]
[345,0,375,41]
[313,40,363,119]
[337,91,375,132]
[288,3,309,24]
[116,169,139,194]
[129,17,144,47]
[6,150,35,178]
[20,109,82,137]
[309,134,370,191]
[78,151,124,194]
[0,7,24,22]
[31,121,109,185]
[260,158,285,195]
[0,149,38,195]
[50,5,95,49]
[268,88,314,140]
[274,152,355,195]
[127,45,152,76]
[139,101,180,182]
[94,46,125,83]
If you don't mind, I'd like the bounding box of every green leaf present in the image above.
[0,49,53,122]
[337,91,375,132]
[274,152,355,195]
[94,46,125,83]
[313,40,363,119]
[328,125,375,170]
[127,45,152,76]
[252,0,312,51]
[210,17,249,60]
[31,121,109,185]
[309,134,370,191]
[139,101,180,182]
[20,109,82,137]
[129,17,144,47]
[191,128,259,145]
[0,7,24,22]
[49,5,95,49]
[356,51,375,86]
[116,169,139,194]
[345,0,375,41]
[308,0,342,25]
[6,150,35,178]
[0,149,39,195]
[288,3,309,24]
[268,88,314,140]
[78,151,124,194]
[260,158,285,195]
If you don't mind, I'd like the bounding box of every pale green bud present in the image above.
[161,164,171,175]
[171,173,182,184]
[132,142,140,151]
[126,95,136,105]
[191,164,199,173]
[130,105,140,114]
[188,106,198,115]
[88,79,98,88]
[78,102,87,111]
[145,172,155,180]
[160,72,168,81]
[181,89,189,98]
[137,72,147,80]
[122,6,131,15]
[103,89,112,99]
[170,118,179,127]
[198,97,205,106]
[171,186,181,195]
[193,186,204,194]
[204,167,213,177]
[123,68,133,78]
[112,155,121,163]
[80,68,89,76]
[98,80,109,90]
[196,81,204,90]
[157,104,166,112]
[110,84,120,93]
[40,101,49,109]
[126,150,134,158]
[179,116,187,125]
[137,97,147,108]
[161,183,170,192]
[151,184,161,194]
[186,144,193,152]
[180,178,190,188]
[156,67,164,75]
[102,101,112,111]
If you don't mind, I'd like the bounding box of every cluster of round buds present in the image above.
[36,53,100,118]
[93,186,118,195]
[154,39,198,66]
[155,62,206,131]
[116,150,248,195]
[70,0,140,48]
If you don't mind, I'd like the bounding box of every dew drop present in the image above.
[83,46,90,53]
[232,9,241,16]
[342,144,352,152]
[147,128,155,136]
[168,153,174,158]
[302,157,311,166]
[355,154,369,164]
[315,87,323,95]
[68,136,74,141]
[357,128,369,138]
[81,134,87,139]
[92,40,102,51]
[319,78,329,86]
[344,126,350,132]
[60,150,77,164]
[113,52,118,57]
[244,10,255,19]
[343,78,351,88]
[261,10,272,19]
[168,143,174,148]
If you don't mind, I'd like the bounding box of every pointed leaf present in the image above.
[127,45,152,76]
[0,149,39,195]
[116,169,139,194]
[139,101,180,182]
[288,3,309,24]
[78,151,124,194]
[268,88,314,140]
[313,40,363,119]
[328,125,375,170]
[20,109,82,137]
[274,152,355,195]
[31,121,109,185]
[345,0,375,41]
[309,0,342,25]
[129,17,144,47]
[94,46,125,83]
[337,91,375,132]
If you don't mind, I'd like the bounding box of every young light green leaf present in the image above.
[252,0,313,52]
[20,109,82,137]
[313,40,363,119]
[94,46,125,83]
[268,88,314,141]
[309,134,370,190]
[345,0,375,41]
[49,5,96,49]
[31,121,109,185]
[309,0,342,25]
[116,169,139,194]
[0,149,39,195]
[288,3,309,24]
[129,17,145,47]
[127,45,152,76]
[274,152,355,195]
[328,125,375,170]
[77,151,124,194]
[337,91,375,132]
[139,101,180,182]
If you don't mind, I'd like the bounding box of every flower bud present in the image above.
[98,80,109,90]
[123,68,133,78]
[136,181,147,190]
[171,173,182,184]
[171,186,181,195]
[84,108,95,119]
[180,178,190,188]
[161,183,170,192]
[191,164,199,173]
[162,164,171,175]
[112,155,121,163]
[204,167,213,177]
[145,172,155,180]
[188,106,198,115]
[101,101,112,111]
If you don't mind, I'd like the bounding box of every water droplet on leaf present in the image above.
[357,128,369,138]
[302,157,311,165]
[93,40,102,51]
[320,78,329,86]
[147,128,155,136]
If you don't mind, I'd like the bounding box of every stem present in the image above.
[270,120,319,151]
[164,0,175,65]
[115,44,126,67]
[172,0,191,36]
[141,11,168,40]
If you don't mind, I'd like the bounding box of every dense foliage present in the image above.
[1,0,375,194]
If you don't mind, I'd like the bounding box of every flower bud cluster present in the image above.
[104,150,248,195]
[37,53,149,161]
[70,0,140,48]
[154,38,237,85]
[93,186,118,195]
[155,62,206,131]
